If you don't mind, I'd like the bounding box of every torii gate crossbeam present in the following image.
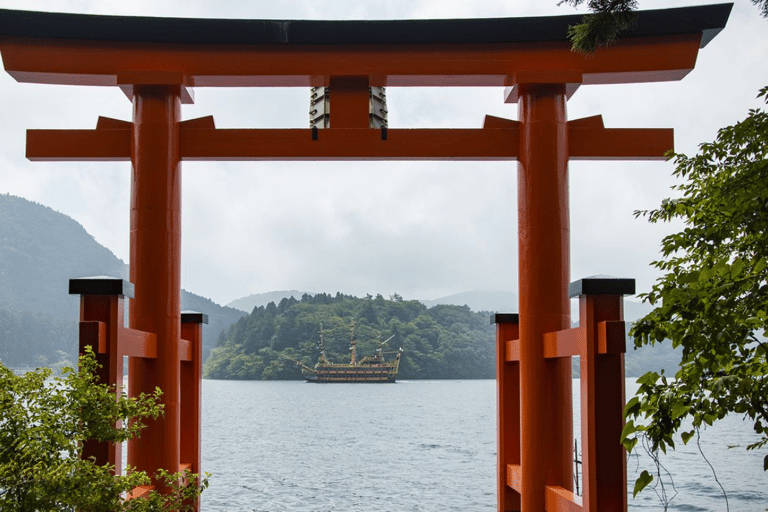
[0,4,732,511]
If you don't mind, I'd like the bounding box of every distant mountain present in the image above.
[179,290,246,362]
[419,288,680,377]
[227,290,516,316]
[567,297,681,377]
[419,290,518,313]
[623,298,654,322]
[621,299,682,377]
[0,194,244,366]
[0,193,127,320]
[227,290,310,313]
[420,291,655,320]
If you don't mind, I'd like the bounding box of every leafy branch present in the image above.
[622,85,768,498]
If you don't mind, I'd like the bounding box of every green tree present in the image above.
[0,347,208,511]
[559,0,768,52]
[620,87,768,495]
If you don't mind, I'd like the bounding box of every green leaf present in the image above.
[764,454,768,471]
[754,257,767,275]
[623,437,638,453]
[731,258,745,279]
[680,270,700,284]
[620,420,636,442]
[681,430,695,445]
[636,371,659,386]
[671,402,689,420]
[633,470,654,497]
[624,396,641,417]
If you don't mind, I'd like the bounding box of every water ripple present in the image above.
[199,379,766,511]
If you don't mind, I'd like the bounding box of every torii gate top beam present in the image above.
[0,4,731,89]
[2,4,732,162]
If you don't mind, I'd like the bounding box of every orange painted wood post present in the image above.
[571,276,634,512]
[69,276,134,474]
[180,311,207,511]
[328,76,370,128]
[517,83,573,511]
[493,313,521,512]
[127,83,183,487]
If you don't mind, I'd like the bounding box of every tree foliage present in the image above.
[0,347,208,511]
[559,0,638,52]
[203,293,495,380]
[559,0,768,53]
[623,87,768,495]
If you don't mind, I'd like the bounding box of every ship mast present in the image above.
[318,324,330,365]
[349,319,356,365]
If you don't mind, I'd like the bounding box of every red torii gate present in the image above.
[0,4,731,511]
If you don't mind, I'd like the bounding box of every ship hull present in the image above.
[303,363,398,383]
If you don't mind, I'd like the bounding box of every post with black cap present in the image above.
[180,310,207,511]
[69,276,135,474]
[569,275,635,512]
[491,313,521,512]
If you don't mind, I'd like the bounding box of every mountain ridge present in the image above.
[1,193,678,376]
[419,290,518,314]
[226,288,655,323]
[227,290,310,313]
[227,289,519,315]
[0,193,244,365]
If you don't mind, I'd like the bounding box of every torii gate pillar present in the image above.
[517,83,572,511]
[128,85,183,484]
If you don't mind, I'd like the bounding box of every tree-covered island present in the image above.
[204,293,496,380]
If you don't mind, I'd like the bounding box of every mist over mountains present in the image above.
[0,193,244,366]
[228,289,518,315]
[419,290,518,313]
[0,194,126,320]
[0,193,679,376]
[227,290,310,313]
[225,286,655,323]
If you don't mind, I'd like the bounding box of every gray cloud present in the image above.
[0,0,765,307]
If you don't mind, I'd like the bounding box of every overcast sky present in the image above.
[0,0,765,308]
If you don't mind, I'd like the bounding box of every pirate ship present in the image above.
[300,323,402,383]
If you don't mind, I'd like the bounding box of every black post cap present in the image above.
[490,313,519,325]
[69,276,134,298]
[568,275,636,298]
[181,311,208,324]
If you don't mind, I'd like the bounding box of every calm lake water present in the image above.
[199,379,767,512]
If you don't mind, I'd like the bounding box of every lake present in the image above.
[199,379,767,511]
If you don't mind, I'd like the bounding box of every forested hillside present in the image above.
[226,290,308,313]
[0,193,126,319]
[0,193,244,367]
[205,290,684,380]
[204,293,496,380]
[180,290,246,362]
[0,309,77,368]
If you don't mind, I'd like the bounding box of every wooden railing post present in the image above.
[570,276,634,512]
[493,313,521,512]
[69,276,134,474]
[180,311,207,511]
